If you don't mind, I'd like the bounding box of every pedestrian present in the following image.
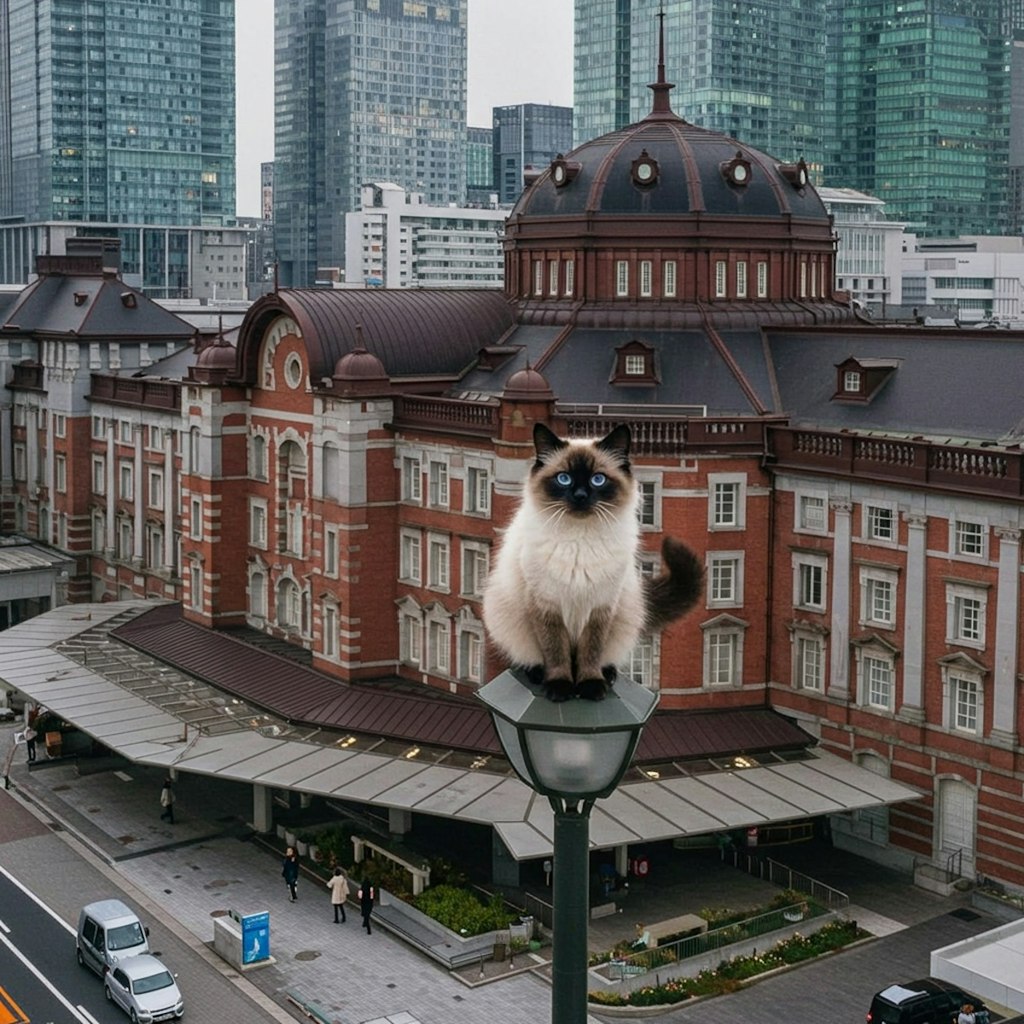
[957,1003,976,1024]
[282,846,299,902]
[24,726,37,764]
[358,879,375,934]
[159,777,175,823]
[326,866,349,923]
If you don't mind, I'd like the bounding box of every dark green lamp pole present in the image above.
[478,669,657,1024]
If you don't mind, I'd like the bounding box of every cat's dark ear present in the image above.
[597,424,631,465]
[533,423,566,464]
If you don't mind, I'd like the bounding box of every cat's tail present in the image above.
[644,537,704,631]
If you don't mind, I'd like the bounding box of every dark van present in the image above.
[866,979,989,1024]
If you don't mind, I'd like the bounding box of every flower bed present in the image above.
[588,920,866,1008]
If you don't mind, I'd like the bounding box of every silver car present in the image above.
[103,953,183,1023]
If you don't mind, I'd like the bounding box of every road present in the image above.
[0,785,284,1024]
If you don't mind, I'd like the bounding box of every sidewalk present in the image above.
[1,728,978,1024]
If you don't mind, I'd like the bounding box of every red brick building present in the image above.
[3,74,1024,891]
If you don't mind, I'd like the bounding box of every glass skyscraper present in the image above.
[573,0,826,172]
[827,0,1024,237]
[492,105,574,204]
[274,0,468,288]
[0,0,235,226]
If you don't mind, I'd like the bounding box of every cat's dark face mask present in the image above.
[543,452,620,513]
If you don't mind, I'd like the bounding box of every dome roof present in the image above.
[503,365,554,401]
[195,338,237,370]
[333,346,388,383]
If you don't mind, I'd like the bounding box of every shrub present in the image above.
[412,885,518,937]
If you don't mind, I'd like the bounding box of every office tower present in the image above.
[0,0,235,225]
[466,127,495,205]
[274,0,468,288]
[827,1,1024,237]
[492,105,574,204]
[573,0,826,171]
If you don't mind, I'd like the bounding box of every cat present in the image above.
[482,422,703,701]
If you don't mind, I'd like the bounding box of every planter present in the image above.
[276,824,287,840]
[296,840,309,857]
[308,844,320,863]
[285,830,297,848]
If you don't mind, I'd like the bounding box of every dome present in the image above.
[503,365,554,402]
[331,346,390,395]
[195,338,237,370]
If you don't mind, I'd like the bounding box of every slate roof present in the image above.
[235,288,517,385]
[112,603,813,764]
[1,273,194,340]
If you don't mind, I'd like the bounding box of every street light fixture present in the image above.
[478,668,658,1024]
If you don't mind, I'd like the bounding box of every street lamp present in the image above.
[478,668,657,1024]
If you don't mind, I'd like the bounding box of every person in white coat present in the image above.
[326,867,349,923]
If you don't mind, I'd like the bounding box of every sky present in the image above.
[235,0,575,217]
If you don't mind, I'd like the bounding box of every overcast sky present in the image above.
[235,0,574,217]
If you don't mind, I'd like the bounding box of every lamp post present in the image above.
[478,669,657,1024]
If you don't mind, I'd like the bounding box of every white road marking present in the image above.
[0,864,76,934]
[0,928,91,1023]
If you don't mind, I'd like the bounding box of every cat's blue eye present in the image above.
[591,473,607,487]
[556,472,572,487]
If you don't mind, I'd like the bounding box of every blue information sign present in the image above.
[241,911,270,964]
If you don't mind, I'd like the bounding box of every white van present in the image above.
[76,899,150,976]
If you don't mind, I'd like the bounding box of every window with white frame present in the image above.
[799,261,808,297]
[639,260,653,297]
[549,259,559,295]
[54,413,67,438]
[12,403,26,427]
[458,627,484,683]
[119,420,132,443]
[285,503,303,555]
[427,534,450,591]
[864,503,895,542]
[92,456,106,494]
[663,260,677,297]
[703,620,744,687]
[119,461,133,500]
[428,617,451,674]
[146,524,163,569]
[400,611,422,665]
[714,260,727,297]
[636,478,659,528]
[466,465,491,515]
[564,259,575,296]
[249,500,267,547]
[708,552,743,607]
[148,468,163,508]
[56,512,67,548]
[624,354,646,375]
[324,526,339,576]
[793,632,824,691]
[189,562,203,611]
[857,650,894,711]
[322,443,341,501]
[249,569,267,618]
[736,260,748,298]
[117,519,133,560]
[428,460,449,508]
[55,454,67,493]
[946,583,986,647]
[402,456,422,502]
[250,434,268,479]
[615,260,629,296]
[12,445,25,482]
[400,530,422,583]
[629,633,656,688]
[756,261,768,297]
[92,415,105,439]
[533,260,543,296]
[189,427,201,475]
[843,370,862,392]
[461,542,489,598]
[322,602,339,658]
[793,554,827,611]
[147,424,163,450]
[797,493,827,533]
[190,497,202,540]
[276,578,302,630]
[708,474,745,529]
[860,567,897,628]
[952,519,986,558]
[92,513,104,551]
[941,660,984,735]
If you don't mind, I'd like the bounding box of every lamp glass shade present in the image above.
[524,728,636,797]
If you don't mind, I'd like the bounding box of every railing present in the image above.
[391,394,500,437]
[523,890,554,930]
[945,847,964,884]
[10,362,43,390]
[722,850,851,914]
[560,413,774,457]
[90,374,181,411]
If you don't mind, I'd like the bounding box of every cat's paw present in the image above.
[601,665,618,683]
[543,677,576,702]
[523,665,546,688]
[578,676,610,702]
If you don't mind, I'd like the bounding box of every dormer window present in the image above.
[722,152,752,187]
[777,158,809,189]
[550,154,581,187]
[833,357,901,402]
[613,340,658,386]
[631,150,659,187]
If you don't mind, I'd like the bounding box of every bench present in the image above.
[643,913,707,947]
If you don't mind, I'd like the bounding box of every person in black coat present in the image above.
[358,879,375,934]
[282,847,300,902]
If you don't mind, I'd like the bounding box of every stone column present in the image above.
[388,808,412,836]
[992,528,1021,746]
[828,500,852,699]
[105,422,116,551]
[163,431,176,570]
[899,512,928,722]
[614,844,629,879]
[491,830,521,888]
[251,784,274,834]
[133,425,144,561]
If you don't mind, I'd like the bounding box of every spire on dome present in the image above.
[648,4,678,119]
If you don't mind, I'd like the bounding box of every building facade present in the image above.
[826,0,1024,237]
[274,0,468,288]
[573,0,826,172]
[466,126,495,206]
[492,104,573,205]
[5,63,1024,894]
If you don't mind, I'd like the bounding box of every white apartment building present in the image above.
[818,187,905,312]
[901,235,1024,326]
[344,183,507,289]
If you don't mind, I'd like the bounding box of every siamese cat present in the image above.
[483,422,703,701]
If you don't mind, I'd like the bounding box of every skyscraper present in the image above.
[0,0,235,225]
[827,0,1024,237]
[573,0,826,171]
[466,126,495,205]
[274,0,468,288]
[492,104,573,204]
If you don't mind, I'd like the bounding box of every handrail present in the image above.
[722,849,851,912]
[945,847,964,884]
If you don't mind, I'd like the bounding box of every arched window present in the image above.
[276,577,301,630]
[250,434,267,479]
[249,570,267,619]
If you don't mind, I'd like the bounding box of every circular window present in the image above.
[284,353,304,389]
